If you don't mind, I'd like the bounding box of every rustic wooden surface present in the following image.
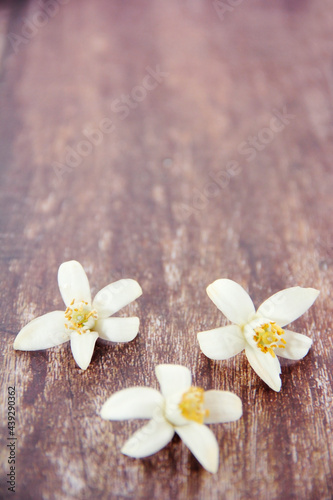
[0,0,333,498]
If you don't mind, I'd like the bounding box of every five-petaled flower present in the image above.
[197,279,319,391]
[14,260,142,370]
[100,364,242,473]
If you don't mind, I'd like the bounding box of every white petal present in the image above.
[275,330,312,360]
[155,364,192,398]
[197,325,246,360]
[94,317,139,342]
[245,346,282,392]
[58,260,91,307]
[70,330,98,370]
[101,387,164,420]
[121,419,174,458]
[93,279,142,318]
[206,279,255,325]
[204,390,243,424]
[257,287,319,327]
[13,311,68,351]
[175,423,219,473]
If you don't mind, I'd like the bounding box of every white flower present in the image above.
[197,279,320,391]
[14,260,142,370]
[100,364,242,473]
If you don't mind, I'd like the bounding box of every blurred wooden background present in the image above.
[0,0,332,498]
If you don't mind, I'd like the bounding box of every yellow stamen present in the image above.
[86,311,96,320]
[64,299,97,334]
[253,322,286,358]
[179,386,209,424]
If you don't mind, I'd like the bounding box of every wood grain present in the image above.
[0,0,332,498]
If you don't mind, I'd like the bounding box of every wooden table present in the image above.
[1,0,332,498]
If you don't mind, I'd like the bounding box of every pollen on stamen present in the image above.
[63,299,97,334]
[179,386,209,424]
[253,322,286,357]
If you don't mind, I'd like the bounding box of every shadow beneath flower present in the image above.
[137,434,207,493]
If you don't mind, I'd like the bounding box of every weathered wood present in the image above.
[0,0,332,498]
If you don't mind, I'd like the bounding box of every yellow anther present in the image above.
[179,387,209,424]
[271,322,284,335]
[253,322,286,357]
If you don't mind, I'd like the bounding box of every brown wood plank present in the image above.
[0,0,332,498]
[0,1,18,74]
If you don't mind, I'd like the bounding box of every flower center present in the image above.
[178,386,209,424]
[64,299,98,334]
[253,322,286,357]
